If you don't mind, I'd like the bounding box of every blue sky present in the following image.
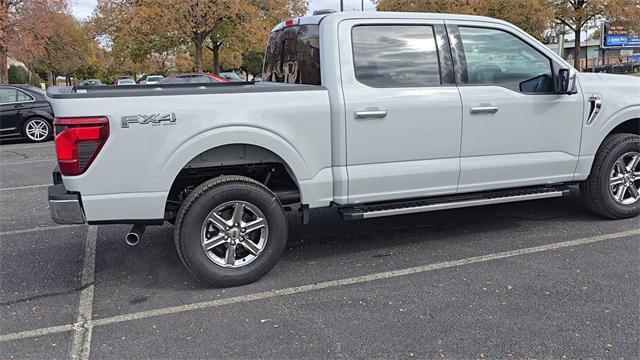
[70,0,377,20]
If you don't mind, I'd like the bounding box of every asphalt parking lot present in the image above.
[0,140,638,359]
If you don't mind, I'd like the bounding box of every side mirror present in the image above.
[555,68,577,94]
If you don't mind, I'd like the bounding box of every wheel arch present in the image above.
[161,127,308,218]
[160,126,309,185]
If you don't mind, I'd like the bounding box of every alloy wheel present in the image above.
[200,201,268,268]
[609,151,640,205]
[25,119,49,141]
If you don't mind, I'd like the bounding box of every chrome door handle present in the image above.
[470,106,499,114]
[354,110,387,120]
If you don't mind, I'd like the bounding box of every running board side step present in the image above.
[340,186,570,220]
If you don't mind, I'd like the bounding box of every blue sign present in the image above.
[602,23,640,48]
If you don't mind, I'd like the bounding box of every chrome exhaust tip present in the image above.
[125,225,146,246]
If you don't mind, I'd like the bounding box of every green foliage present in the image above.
[8,65,29,84]
[241,52,264,76]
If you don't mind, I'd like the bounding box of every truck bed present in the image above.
[46,82,334,222]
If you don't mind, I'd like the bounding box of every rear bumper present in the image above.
[49,172,86,224]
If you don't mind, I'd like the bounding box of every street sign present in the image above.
[601,23,640,48]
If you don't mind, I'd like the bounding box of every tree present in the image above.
[30,13,86,84]
[547,0,640,69]
[241,51,264,79]
[377,0,553,40]
[8,64,28,83]
[1,0,68,84]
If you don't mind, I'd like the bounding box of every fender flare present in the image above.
[588,105,640,156]
[160,125,309,190]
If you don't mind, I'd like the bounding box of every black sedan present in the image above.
[0,85,55,142]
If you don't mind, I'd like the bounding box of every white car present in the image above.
[116,78,136,86]
[47,11,639,287]
[144,75,165,85]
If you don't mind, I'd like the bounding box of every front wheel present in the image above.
[580,133,640,219]
[175,176,288,287]
[23,117,52,142]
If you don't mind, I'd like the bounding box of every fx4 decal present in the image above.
[121,113,177,128]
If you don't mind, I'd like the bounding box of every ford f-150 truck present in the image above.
[47,11,640,286]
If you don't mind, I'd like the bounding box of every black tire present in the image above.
[175,175,287,287]
[22,117,52,143]
[580,133,640,219]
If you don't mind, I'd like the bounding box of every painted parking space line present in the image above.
[0,225,84,237]
[0,143,54,150]
[0,324,74,343]
[0,184,51,192]
[69,226,98,360]
[0,227,637,345]
[0,158,56,166]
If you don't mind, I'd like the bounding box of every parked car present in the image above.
[144,75,165,85]
[117,78,136,86]
[218,72,243,82]
[80,79,103,86]
[47,12,640,287]
[160,73,229,84]
[0,85,54,143]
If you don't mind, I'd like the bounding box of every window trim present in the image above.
[447,24,557,95]
[0,86,36,105]
[350,24,445,89]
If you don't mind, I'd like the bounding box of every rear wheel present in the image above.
[23,117,52,142]
[175,176,287,286]
[580,133,640,219]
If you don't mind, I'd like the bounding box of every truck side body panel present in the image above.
[50,88,333,221]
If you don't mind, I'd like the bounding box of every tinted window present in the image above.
[16,90,32,101]
[191,75,216,83]
[263,25,321,85]
[352,25,441,88]
[163,76,190,84]
[0,88,32,104]
[459,27,553,93]
[0,88,18,104]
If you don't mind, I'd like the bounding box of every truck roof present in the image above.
[272,11,510,32]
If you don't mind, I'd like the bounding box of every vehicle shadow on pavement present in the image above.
[91,197,603,295]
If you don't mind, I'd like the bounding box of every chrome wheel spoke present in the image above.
[616,184,628,202]
[243,218,265,235]
[627,155,640,173]
[203,234,227,250]
[629,184,640,199]
[231,203,245,226]
[225,244,236,265]
[207,213,229,232]
[610,176,624,187]
[240,238,260,255]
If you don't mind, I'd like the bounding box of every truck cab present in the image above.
[47,12,640,287]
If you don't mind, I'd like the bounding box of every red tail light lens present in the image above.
[54,117,109,176]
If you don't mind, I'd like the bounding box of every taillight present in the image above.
[54,117,109,176]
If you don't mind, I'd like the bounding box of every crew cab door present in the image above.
[446,22,584,192]
[339,19,463,204]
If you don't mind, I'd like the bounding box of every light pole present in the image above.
[340,0,344,11]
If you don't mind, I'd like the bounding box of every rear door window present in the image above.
[351,25,441,88]
[263,25,321,85]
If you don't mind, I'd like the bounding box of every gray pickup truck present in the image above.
[47,11,640,286]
